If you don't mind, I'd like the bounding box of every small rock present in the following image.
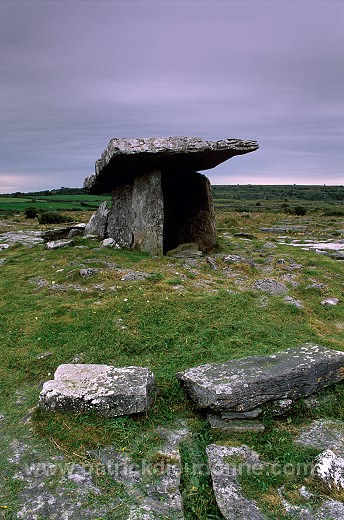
[233,232,257,239]
[79,268,102,277]
[307,282,327,290]
[45,239,74,250]
[93,284,106,291]
[36,352,53,360]
[70,352,85,363]
[0,243,10,250]
[0,258,6,265]
[321,297,339,306]
[206,256,218,270]
[223,254,251,264]
[101,237,120,248]
[267,398,294,416]
[253,278,288,295]
[314,449,344,489]
[330,251,344,260]
[208,415,265,432]
[166,242,202,258]
[121,271,149,281]
[31,277,49,289]
[283,296,304,309]
[263,242,277,249]
[221,409,262,419]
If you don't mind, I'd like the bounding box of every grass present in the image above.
[0,202,343,517]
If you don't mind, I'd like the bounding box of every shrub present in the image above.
[294,206,307,216]
[322,208,344,217]
[24,207,39,219]
[37,211,73,224]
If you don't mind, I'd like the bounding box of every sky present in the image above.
[0,0,343,193]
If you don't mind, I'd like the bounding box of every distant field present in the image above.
[0,194,111,212]
[0,185,343,214]
[212,185,344,213]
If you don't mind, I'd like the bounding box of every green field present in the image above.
[0,187,343,518]
[1,185,343,215]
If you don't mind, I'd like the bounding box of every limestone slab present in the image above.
[39,364,156,417]
[84,136,258,193]
[206,444,266,519]
[177,344,344,413]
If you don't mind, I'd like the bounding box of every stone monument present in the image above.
[84,136,259,254]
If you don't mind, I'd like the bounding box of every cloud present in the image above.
[0,0,343,193]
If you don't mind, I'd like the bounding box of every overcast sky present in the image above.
[0,0,343,193]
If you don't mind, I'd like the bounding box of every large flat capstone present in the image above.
[39,364,156,417]
[177,344,344,413]
[84,136,258,193]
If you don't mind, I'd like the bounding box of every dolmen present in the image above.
[39,364,156,417]
[83,136,258,255]
[177,344,344,428]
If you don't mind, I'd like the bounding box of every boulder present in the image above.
[177,344,344,413]
[39,364,156,417]
[206,444,266,519]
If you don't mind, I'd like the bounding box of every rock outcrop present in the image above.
[84,137,258,254]
[177,344,344,413]
[39,364,156,417]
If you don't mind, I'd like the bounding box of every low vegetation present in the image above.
[0,186,343,518]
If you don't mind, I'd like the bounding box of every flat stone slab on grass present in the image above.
[45,239,74,250]
[39,364,156,417]
[206,444,266,519]
[253,278,288,295]
[295,419,344,456]
[177,344,344,413]
[207,414,265,433]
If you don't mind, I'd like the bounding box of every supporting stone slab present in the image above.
[107,170,164,254]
